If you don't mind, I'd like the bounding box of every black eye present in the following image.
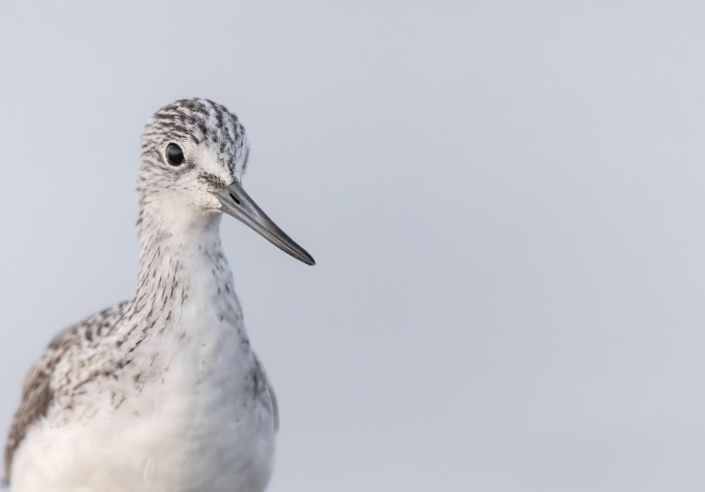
[166,143,184,166]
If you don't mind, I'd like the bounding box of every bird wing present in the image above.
[3,301,130,485]
[269,378,279,433]
[250,354,279,433]
[3,325,77,484]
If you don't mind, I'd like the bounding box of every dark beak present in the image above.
[214,181,315,266]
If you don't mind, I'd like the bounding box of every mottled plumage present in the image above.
[3,99,312,492]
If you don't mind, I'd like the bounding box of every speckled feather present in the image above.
[4,99,279,492]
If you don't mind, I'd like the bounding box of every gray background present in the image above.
[1,1,704,491]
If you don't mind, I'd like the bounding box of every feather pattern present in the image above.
[4,99,280,492]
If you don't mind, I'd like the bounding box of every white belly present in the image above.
[10,333,276,492]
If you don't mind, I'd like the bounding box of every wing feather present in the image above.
[3,331,72,483]
[3,301,131,484]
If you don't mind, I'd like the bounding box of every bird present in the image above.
[3,98,315,492]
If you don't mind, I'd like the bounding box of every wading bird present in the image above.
[4,98,314,492]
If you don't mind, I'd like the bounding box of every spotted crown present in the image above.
[139,98,250,192]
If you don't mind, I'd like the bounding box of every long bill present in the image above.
[214,181,316,266]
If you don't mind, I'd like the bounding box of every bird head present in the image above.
[138,98,314,266]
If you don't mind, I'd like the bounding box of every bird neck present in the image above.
[134,200,238,313]
[111,200,246,360]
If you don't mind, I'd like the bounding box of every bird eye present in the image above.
[166,143,184,166]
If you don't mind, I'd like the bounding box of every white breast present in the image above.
[10,300,276,492]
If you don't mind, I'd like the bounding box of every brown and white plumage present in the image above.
[3,99,313,492]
